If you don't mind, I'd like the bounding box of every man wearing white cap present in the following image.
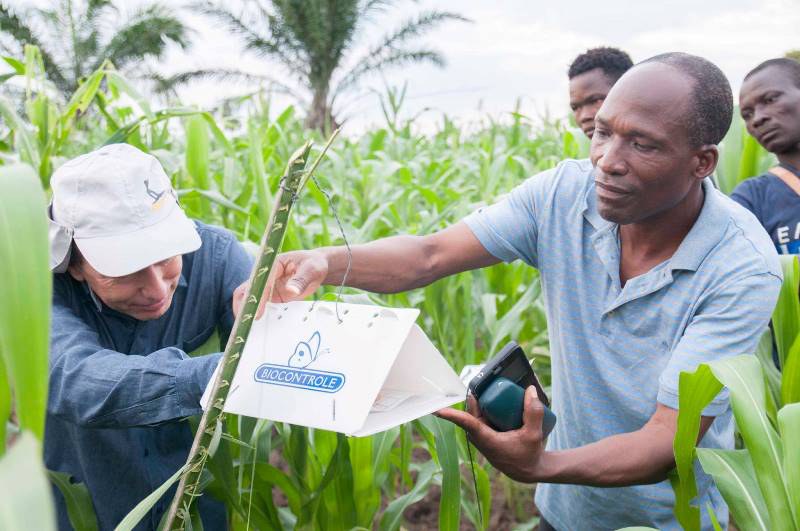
[46,143,253,530]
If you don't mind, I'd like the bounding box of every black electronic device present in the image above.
[468,341,556,434]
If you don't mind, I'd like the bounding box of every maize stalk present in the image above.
[164,132,336,530]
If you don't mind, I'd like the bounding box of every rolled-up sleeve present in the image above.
[49,295,221,428]
[657,272,781,416]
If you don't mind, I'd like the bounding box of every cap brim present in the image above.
[75,206,201,277]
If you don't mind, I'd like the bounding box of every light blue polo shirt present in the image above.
[464,159,781,530]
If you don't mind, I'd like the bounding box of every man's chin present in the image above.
[124,298,173,321]
[597,203,631,225]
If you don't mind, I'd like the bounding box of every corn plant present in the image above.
[715,112,775,195]
[671,355,799,531]
[0,163,55,529]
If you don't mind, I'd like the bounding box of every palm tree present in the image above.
[0,0,190,98]
[192,0,467,131]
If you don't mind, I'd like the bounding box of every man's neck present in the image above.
[618,184,705,284]
[777,149,800,173]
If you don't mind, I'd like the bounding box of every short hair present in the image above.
[744,57,800,89]
[568,47,633,82]
[640,52,733,146]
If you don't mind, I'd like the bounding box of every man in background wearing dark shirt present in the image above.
[568,47,633,139]
[731,58,800,254]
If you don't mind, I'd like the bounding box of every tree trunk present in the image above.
[305,85,338,133]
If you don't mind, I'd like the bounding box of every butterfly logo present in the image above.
[287,331,330,368]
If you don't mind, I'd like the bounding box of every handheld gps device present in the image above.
[468,341,556,435]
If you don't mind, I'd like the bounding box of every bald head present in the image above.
[636,52,733,147]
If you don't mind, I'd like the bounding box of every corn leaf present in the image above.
[0,164,51,441]
[432,416,461,531]
[773,255,800,371]
[778,403,800,528]
[671,364,722,531]
[0,355,9,456]
[695,449,769,531]
[48,471,99,531]
[782,335,800,406]
[0,434,56,531]
[708,355,795,531]
[378,460,436,531]
[114,463,187,531]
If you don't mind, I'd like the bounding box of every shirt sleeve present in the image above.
[48,286,222,429]
[462,167,561,268]
[215,234,255,341]
[657,272,781,416]
[730,179,760,220]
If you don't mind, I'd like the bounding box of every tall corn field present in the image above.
[0,46,779,530]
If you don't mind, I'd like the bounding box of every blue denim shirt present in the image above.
[45,221,253,530]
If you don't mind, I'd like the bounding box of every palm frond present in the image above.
[148,68,298,99]
[190,1,308,79]
[374,11,469,53]
[334,48,444,99]
[94,5,189,71]
[0,3,68,90]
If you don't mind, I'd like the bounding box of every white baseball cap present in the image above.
[49,143,201,277]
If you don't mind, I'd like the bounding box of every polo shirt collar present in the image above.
[667,178,727,272]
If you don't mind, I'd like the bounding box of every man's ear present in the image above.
[694,145,719,180]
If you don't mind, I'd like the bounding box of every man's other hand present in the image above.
[232,250,329,318]
[435,385,547,483]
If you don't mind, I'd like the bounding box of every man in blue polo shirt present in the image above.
[731,58,800,254]
[265,53,781,529]
[47,144,253,530]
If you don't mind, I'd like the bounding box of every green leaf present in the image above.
[709,355,794,531]
[114,464,187,531]
[696,449,769,531]
[671,364,722,531]
[0,355,9,456]
[0,95,40,172]
[431,416,461,531]
[0,164,51,441]
[186,114,210,190]
[0,434,56,530]
[350,434,380,526]
[378,460,436,531]
[105,71,154,120]
[48,471,99,531]
[777,403,800,528]
[782,334,800,405]
[772,255,800,370]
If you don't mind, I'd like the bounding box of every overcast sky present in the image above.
[13,0,800,132]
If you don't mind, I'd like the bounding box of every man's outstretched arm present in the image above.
[255,222,499,304]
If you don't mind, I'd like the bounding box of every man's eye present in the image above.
[764,95,777,104]
[594,129,609,138]
[633,142,655,152]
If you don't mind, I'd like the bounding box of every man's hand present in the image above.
[232,250,329,318]
[436,386,547,483]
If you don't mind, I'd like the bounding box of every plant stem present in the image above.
[164,138,324,530]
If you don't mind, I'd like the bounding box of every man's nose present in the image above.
[140,266,168,300]
[594,138,626,176]
[752,107,770,130]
